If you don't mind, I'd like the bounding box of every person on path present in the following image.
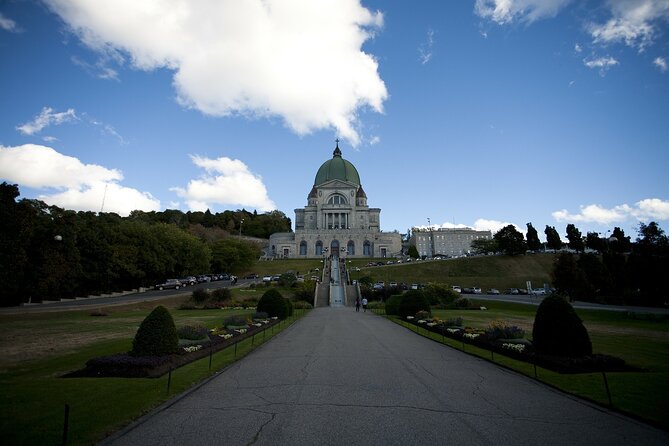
[355,297,360,312]
[361,297,368,312]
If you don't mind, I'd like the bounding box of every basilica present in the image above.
[268,142,402,258]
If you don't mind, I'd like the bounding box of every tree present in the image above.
[610,227,632,253]
[566,224,585,252]
[532,295,592,357]
[211,238,261,273]
[525,223,542,251]
[545,225,562,250]
[407,245,419,259]
[585,232,606,252]
[493,225,527,256]
[131,305,179,356]
[552,252,593,301]
[470,238,498,255]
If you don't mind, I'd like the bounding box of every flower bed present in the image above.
[64,318,279,378]
[402,316,639,374]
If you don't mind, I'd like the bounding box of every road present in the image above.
[103,307,668,446]
[0,279,256,314]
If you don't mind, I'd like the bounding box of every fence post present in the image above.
[252,332,255,346]
[167,367,172,394]
[209,346,213,371]
[234,341,238,358]
[62,403,70,446]
[602,371,613,406]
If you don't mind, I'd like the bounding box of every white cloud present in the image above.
[0,144,159,215]
[418,219,521,235]
[16,107,78,135]
[0,12,20,32]
[171,155,276,212]
[474,0,572,24]
[418,28,435,65]
[588,0,669,51]
[44,0,387,146]
[369,135,381,145]
[574,43,583,52]
[654,56,668,71]
[552,198,669,224]
[583,55,619,75]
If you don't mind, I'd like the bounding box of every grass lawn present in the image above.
[399,299,669,430]
[0,295,307,445]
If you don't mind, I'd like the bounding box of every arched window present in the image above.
[327,194,347,205]
[299,241,307,256]
[363,241,372,256]
[347,240,355,255]
[330,240,340,257]
[315,241,323,256]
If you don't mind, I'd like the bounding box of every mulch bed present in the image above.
[64,319,280,379]
[406,320,643,374]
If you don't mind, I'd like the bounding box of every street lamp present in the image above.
[239,218,244,238]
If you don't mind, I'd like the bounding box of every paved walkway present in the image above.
[104,308,669,446]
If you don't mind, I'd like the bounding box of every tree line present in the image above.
[0,182,291,306]
[472,221,669,307]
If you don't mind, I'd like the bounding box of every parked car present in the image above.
[178,276,197,286]
[262,275,272,282]
[532,288,547,295]
[461,287,474,294]
[411,283,419,290]
[156,279,182,290]
[473,287,482,294]
[389,282,398,288]
[452,286,462,293]
[487,288,500,295]
[507,288,519,295]
[245,273,258,279]
[197,275,211,283]
[373,281,385,290]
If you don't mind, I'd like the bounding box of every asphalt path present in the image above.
[103,307,668,446]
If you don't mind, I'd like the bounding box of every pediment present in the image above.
[318,179,356,190]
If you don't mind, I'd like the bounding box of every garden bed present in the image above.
[64,318,280,378]
[403,317,642,374]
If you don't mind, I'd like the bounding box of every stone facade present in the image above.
[413,228,492,258]
[268,144,402,258]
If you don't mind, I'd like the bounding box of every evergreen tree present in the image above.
[526,223,542,251]
[566,224,585,252]
[493,225,527,256]
[544,225,562,250]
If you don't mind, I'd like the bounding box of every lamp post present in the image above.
[239,218,244,239]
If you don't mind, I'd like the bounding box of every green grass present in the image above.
[0,305,308,445]
[379,299,669,430]
[350,253,556,291]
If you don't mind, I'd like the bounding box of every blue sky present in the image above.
[1,0,668,241]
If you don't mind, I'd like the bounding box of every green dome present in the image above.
[314,144,361,186]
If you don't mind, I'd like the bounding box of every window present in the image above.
[299,241,307,256]
[327,194,347,205]
[363,241,371,256]
[315,241,323,256]
[347,240,355,255]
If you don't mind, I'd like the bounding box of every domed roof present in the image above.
[314,142,361,186]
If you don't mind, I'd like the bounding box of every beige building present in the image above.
[268,143,402,258]
[413,227,492,258]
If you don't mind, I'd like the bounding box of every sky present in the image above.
[1,0,668,241]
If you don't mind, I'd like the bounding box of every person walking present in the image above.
[361,297,368,312]
[355,297,360,312]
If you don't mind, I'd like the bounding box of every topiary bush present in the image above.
[191,288,210,304]
[177,323,209,340]
[453,297,471,309]
[257,288,289,319]
[131,306,179,357]
[532,294,592,357]
[284,298,294,317]
[223,315,248,328]
[384,294,403,316]
[211,288,232,302]
[398,290,431,319]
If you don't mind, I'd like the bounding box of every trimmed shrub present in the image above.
[191,288,210,304]
[285,298,294,317]
[453,297,471,309]
[131,306,179,357]
[384,294,403,316]
[532,294,592,357]
[223,315,248,328]
[257,288,289,319]
[211,288,232,301]
[292,300,313,310]
[485,320,525,341]
[253,311,269,320]
[179,301,197,310]
[415,310,431,320]
[177,323,209,340]
[398,290,431,319]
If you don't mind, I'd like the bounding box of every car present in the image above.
[296,275,305,282]
[272,275,281,281]
[452,286,462,293]
[487,288,500,295]
[461,287,474,294]
[507,288,519,295]
[352,267,361,272]
[197,275,211,283]
[532,288,547,296]
[219,273,231,281]
[411,283,419,290]
[310,275,319,281]
[262,275,272,282]
[178,276,196,286]
[245,273,258,279]
[156,279,182,290]
[473,287,482,294]
[373,281,385,290]
[389,282,398,288]
[518,288,529,295]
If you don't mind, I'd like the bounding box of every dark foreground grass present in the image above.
[0,310,307,445]
[380,300,669,431]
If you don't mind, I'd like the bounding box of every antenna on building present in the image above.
[100,183,108,213]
